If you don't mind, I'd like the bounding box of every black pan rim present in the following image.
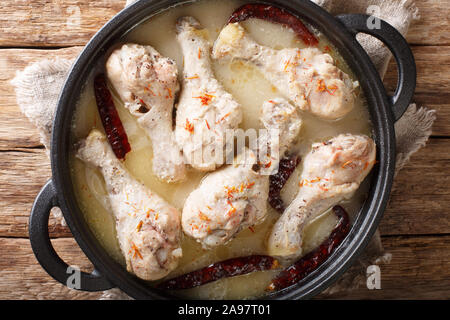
[50,0,396,300]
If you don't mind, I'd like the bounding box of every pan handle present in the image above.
[29,180,114,291]
[336,14,416,122]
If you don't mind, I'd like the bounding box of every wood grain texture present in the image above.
[385,46,450,94]
[0,43,448,152]
[406,0,450,45]
[319,235,450,299]
[379,139,450,236]
[0,0,448,47]
[0,0,126,47]
[1,139,448,238]
[0,148,71,238]
[384,45,450,136]
[0,238,102,299]
[1,236,448,299]
[0,0,448,301]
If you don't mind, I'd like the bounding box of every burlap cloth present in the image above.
[11,0,436,299]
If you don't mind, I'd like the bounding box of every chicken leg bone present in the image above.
[267,133,376,259]
[106,43,186,183]
[182,98,302,248]
[213,23,358,120]
[175,16,242,171]
[77,129,182,280]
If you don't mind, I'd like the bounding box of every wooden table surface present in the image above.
[0,0,449,300]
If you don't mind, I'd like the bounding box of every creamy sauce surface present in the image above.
[70,0,372,299]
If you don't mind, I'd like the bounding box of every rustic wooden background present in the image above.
[0,0,449,300]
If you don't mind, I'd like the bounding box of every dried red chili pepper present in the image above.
[157,255,279,290]
[158,207,349,292]
[93,74,131,160]
[269,155,301,212]
[228,3,319,46]
[267,205,350,291]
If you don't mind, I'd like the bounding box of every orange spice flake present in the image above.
[324,45,331,53]
[144,84,156,96]
[225,181,254,201]
[363,162,369,170]
[317,79,327,92]
[165,87,173,99]
[299,178,323,187]
[217,112,231,124]
[198,48,202,59]
[205,119,210,130]
[326,84,338,95]
[225,185,237,199]
[194,93,215,106]
[284,54,300,72]
[145,208,154,218]
[185,75,200,80]
[284,58,291,72]
[198,210,211,222]
[226,199,237,217]
[341,160,356,169]
[131,243,143,260]
[154,212,159,220]
[248,226,255,233]
[317,79,338,95]
[136,220,143,232]
[185,119,194,134]
[227,206,237,217]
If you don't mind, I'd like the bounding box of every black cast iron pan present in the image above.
[29,0,415,299]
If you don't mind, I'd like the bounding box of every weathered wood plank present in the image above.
[0,0,447,47]
[383,45,450,136]
[0,44,449,152]
[406,0,450,45]
[0,237,103,299]
[1,235,448,299]
[384,45,450,94]
[379,139,450,236]
[0,0,447,301]
[414,92,449,137]
[0,0,126,47]
[1,138,448,238]
[0,148,71,238]
[318,235,450,299]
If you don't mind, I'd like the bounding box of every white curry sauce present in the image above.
[70,0,372,299]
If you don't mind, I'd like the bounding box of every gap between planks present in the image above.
[1,235,449,299]
[1,44,449,152]
[0,0,448,47]
[1,138,449,238]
